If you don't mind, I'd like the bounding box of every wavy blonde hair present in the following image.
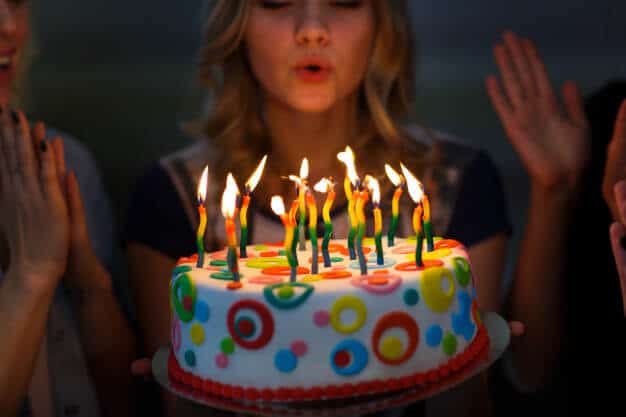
[194,0,426,189]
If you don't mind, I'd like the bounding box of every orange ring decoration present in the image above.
[261,266,310,276]
[394,260,444,271]
[320,270,353,280]
[372,311,419,365]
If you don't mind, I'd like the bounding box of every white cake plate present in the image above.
[152,311,510,416]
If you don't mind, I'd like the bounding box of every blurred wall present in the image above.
[26,1,626,284]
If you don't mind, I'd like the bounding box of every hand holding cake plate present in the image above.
[151,311,511,417]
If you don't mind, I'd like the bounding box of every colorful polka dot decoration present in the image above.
[405,249,452,262]
[452,257,471,287]
[320,270,352,280]
[227,299,274,349]
[302,274,324,282]
[210,260,228,267]
[313,310,330,327]
[210,272,237,281]
[452,292,476,341]
[442,333,457,356]
[330,339,369,376]
[434,239,463,249]
[171,274,196,323]
[290,340,308,357]
[190,323,205,346]
[215,353,229,369]
[351,274,402,294]
[247,276,284,285]
[349,258,397,271]
[426,325,443,347]
[275,349,298,373]
[394,260,444,271]
[262,266,310,276]
[184,350,196,367]
[195,300,210,323]
[263,283,314,310]
[234,316,256,339]
[372,311,419,365]
[254,244,269,251]
[171,265,192,280]
[421,267,455,313]
[403,288,420,306]
[330,295,367,334]
[221,337,235,354]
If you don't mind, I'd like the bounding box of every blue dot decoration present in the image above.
[349,258,397,271]
[195,300,210,323]
[330,339,369,376]
[426,325,443,347]
[275,349,298,373]
[184,350,196,367]
[451,292,476,341]
[403,288,419,306]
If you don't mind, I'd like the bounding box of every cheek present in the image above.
[333,21,375,88]
[245,17,290,87]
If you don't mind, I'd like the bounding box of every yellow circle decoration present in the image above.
[302,274,323,282]
[330,295,367,334]
[190,323,205,346]
[421,267,456,313]
[406,248,452,262]
[380,336,404,361]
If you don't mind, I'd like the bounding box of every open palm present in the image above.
[486,31,590,194]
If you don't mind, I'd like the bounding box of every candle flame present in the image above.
[288,174,304,188]
[299,158,309,179]
[313,177,334,194]
[221,173,240,218]
[197,166,209,204]
[271,195,285,216]
[385,164,403,187]
[246,155,267,192]
[337,146,359,186]
[364,175,381,205]
[400,163,423,204]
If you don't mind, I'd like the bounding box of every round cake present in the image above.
[167,237,489,402]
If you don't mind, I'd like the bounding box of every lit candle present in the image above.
[313,177,335,268]
[365,175,384,265]
[401,163,425,268]
[355,188,369,275]
[337,146,359,260]
[271,196,299,282]
[422,194,434,252]
[239,155,267,258]
[221,174,241,282]
[298,159,309,250]
[384,164,404,247]
[306,192,319,274]
[196,166,209,267]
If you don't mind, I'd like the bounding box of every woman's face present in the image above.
[245,0,375,114]
[0,0,29,107]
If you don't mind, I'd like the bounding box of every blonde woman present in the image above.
[126,1,584,415]
[0,1,137,416]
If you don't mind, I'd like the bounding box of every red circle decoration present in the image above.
[320,270,353,280]
[260,251,280,258]
[372,311,419,365]
[435,239,463,249]
[261,266,310,276]
[227,300,274,349]
[237,318,255,337]
[333,350,351,368]
[394,260,444,271]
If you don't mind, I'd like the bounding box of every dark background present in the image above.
[25,0,626,294]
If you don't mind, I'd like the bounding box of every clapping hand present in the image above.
[486,31,590,196]
[0,110,69,293]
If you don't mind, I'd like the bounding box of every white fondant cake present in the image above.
[168,237,488,401]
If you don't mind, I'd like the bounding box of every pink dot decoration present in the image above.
[291,340,308,357]
[215,353,229,369]
[313,310,330,327]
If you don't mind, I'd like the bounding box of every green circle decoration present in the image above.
[210,260,228,267]
[184,350,196,367]
[403,288,419,306]
[221,337,236,354]
[171,273,196,323]
[263,283,314,310]
[453,257,471,287]
[442,333,457,356]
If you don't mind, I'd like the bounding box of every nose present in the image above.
[295,4,330,47]
[0,2,17,38]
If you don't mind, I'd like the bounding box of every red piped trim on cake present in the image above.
[168,324,490,402]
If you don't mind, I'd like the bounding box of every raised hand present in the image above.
[0,111,69,293]
[486,31,590,195]
[602,100,626,221]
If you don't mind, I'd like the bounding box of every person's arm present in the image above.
[602,100,626,221]
[59,156,137,417]
[486,31,590,390]
[0,112,68,416]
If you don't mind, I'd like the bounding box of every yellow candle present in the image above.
[306,193,319,274]
[221,173,240,282]
[338,146,359,260]
[196,166,209,267]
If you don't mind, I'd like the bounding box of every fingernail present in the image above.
[39,140,47,152]
[11,110,18,124]
[621,236,626,250]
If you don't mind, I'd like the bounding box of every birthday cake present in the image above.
[167,237,489,402]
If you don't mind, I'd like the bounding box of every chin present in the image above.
[289,95,337,114]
